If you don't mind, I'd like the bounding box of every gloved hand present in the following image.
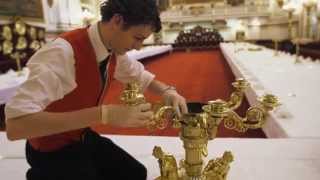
[101,103,153,127]
[162,88,188,117]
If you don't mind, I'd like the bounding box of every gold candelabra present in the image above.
[303,1,316,39]
[273,39,280,56]
[317,13,320,40]
[286,8,295,39]
[276,0,284,9]
[120,81,178,131]
[292,38,313,64]
[234,30,246,53]
[152,78,280,180]
[295,41,301,63]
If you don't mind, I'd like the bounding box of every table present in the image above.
[220,42,320,138]
[0,68,29,128]
[0,68,29,104]
[1,133,320,180]
[127,45,173,61]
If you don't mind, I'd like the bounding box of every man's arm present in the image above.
[6,103,153,141]
[6,106,101,141]
[147,79,171,95]
[5,38,86,141]
[114,55,188,115]
[147,79,188,115]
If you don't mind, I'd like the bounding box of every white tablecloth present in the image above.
[220,42,320,138]
[127,45,173,61]
[1,133,320,180]
[0,68,29,105]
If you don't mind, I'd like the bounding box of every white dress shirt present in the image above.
[5,22,155,120]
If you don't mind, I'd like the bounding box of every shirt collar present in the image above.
[87,22,110,63]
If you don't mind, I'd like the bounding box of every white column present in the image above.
[68,0,83,26]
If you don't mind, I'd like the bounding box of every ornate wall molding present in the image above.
[173,25,223,50]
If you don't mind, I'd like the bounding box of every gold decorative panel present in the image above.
[227,0,244,6]
[171,0,222,5]
[0,18,46,73]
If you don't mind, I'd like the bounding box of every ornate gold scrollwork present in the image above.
[120,81,178,131]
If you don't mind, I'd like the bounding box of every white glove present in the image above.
[162,88,188,117]
[101,103,153,127]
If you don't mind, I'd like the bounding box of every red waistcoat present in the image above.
[28,28,116,152]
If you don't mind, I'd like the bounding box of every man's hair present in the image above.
[100,0,162,33]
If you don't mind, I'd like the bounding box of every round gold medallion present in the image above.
[30,40,41,51]
[15,19,27,35]
[3,40,14,55]
[38,29,45,39]
[29,27,37,40]
[2,26,13,40]
[16,36,28,50]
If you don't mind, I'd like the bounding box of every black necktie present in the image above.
[99,56,109,87]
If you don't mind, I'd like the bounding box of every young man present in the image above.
[5,0,188,179]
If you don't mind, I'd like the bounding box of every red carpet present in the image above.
[93,49,266,138]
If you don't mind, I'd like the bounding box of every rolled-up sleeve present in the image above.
[5,38,77,120]
[114,54,155,91]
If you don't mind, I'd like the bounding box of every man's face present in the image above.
[109,22,153,55]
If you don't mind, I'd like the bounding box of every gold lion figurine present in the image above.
[203,151,234,180]
[153,146,179,180]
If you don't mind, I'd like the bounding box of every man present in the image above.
[5,0,188,179]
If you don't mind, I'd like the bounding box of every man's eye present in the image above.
[135,37,143,41]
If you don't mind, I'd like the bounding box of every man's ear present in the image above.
[111,14,124,28]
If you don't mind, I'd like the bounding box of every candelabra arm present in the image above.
[226,78,249,110]
[223,107,266,133]
[226,91,244,110]
[224,94,280,133]
[150,105,179,131]
[121,81,178,131]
